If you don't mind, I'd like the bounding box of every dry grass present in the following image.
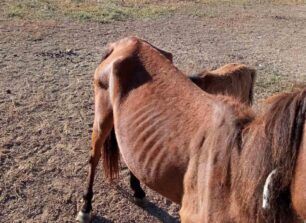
[1,0,305,22]
[1,0,179,22]
[256,70,288,95]
[1,1,305,221]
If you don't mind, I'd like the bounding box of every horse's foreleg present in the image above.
[77,129,107,223]
[130,171,146,201]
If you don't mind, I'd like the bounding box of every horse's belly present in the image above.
[114,101,192,204]
[118,130,188,204]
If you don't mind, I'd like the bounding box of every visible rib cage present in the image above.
[121,100,179,182]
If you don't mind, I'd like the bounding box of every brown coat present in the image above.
[189,63,256,105]
[78,37,305,223]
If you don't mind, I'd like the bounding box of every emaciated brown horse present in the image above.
[77,36,306,223]
[130,62,256,200]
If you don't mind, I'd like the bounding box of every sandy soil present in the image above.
[0,3,306,223]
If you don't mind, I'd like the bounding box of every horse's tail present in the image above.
[247,67,256,105]
[103,128,120,181]
[265,88,306,190]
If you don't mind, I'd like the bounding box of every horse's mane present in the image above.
[234,88,306,222]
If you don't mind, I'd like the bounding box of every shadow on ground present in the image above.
[116,185,179,223]
[92,215,113,223]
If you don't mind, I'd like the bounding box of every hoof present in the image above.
[132,196,147,206]
[134,196,144,203]
[134,191,146,200]
[76,211,91,223]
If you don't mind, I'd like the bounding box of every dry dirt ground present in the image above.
[1,3,306,223]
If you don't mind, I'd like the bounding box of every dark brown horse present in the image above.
[77,36,305,222]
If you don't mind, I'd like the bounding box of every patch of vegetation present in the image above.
[2,0,305,22]
[256,70,288,94]
[6,0,58,19]
[7,3,24,18]
[132,4,177,19]
[187,5,218,18]
[196,0,306,4]
[255,0,306,4]
[2,0,178,22]
[65,3,130,23]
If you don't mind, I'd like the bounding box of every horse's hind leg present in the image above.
[77,91,113,223]
[130,171,146,201]
[77,128,108,223]
[77,130,100,220]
